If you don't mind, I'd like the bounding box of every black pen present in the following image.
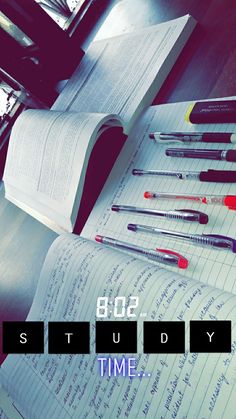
[149,131,236,144]
[132,168,236,182]
[166,148,236,162]
[111,205,208,224]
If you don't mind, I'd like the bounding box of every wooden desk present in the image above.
[1,0,236,363]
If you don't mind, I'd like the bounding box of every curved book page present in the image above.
[3,110,122,233]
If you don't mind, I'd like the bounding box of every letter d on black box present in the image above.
[2,322,44,354]
[144,321,185,353]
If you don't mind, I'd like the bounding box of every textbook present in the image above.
[3,14,196,234]
[0,100,236,418]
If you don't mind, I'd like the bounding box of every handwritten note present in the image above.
[1,235,235,417]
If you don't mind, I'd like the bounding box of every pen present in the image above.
[165,148,236,162]
[127,223,236,253]
[95,235,188,268]
[111,204,208,224]
[143,192,236,210]
[149,132,236,144]
[132,168,236,182]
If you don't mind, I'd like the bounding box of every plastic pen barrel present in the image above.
[111,205,208,224]
[95,235,186,267]
[166,148,236,162]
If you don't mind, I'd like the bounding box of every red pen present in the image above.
[95,235,188,269]
[144,192,236,210]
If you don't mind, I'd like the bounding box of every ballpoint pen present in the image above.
[143,192,236,210]
[165,148,236,162]
[127,224,236,253]
[132,168,236,182]
[149,131,236,144]
[95,235,188,268]
[111,204,208,224]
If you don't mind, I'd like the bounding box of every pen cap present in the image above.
[156,248,188,269]
[199,170,236,183]
[226,150,236,162]
[224,195,236,210]
[185,100,236,124]
[177,209,208,224]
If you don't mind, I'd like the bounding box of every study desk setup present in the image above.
[0,1,236,418]
[89,97,236,283]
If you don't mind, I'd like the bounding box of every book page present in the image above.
[82,99,236,295]
[3,110,121,233]
[1,234,235,418]
[52,15,196,134]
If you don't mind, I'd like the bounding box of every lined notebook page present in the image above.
[0,386,22,419]
[1,235,236,418]
[82,99,236,295]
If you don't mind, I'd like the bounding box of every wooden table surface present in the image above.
[1,0,236,363]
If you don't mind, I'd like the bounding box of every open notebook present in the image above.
[0,234,235,418]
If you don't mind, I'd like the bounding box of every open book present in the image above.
[3,14,196,234]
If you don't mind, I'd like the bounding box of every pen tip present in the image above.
[95,235,103,243]
[149,133,155,139]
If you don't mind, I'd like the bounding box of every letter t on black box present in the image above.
[48,322,90,354]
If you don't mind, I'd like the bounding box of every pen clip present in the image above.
[156,248,188,269]
[203,234,236,253]
[177,209,209,225]
[152,138,184,144]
